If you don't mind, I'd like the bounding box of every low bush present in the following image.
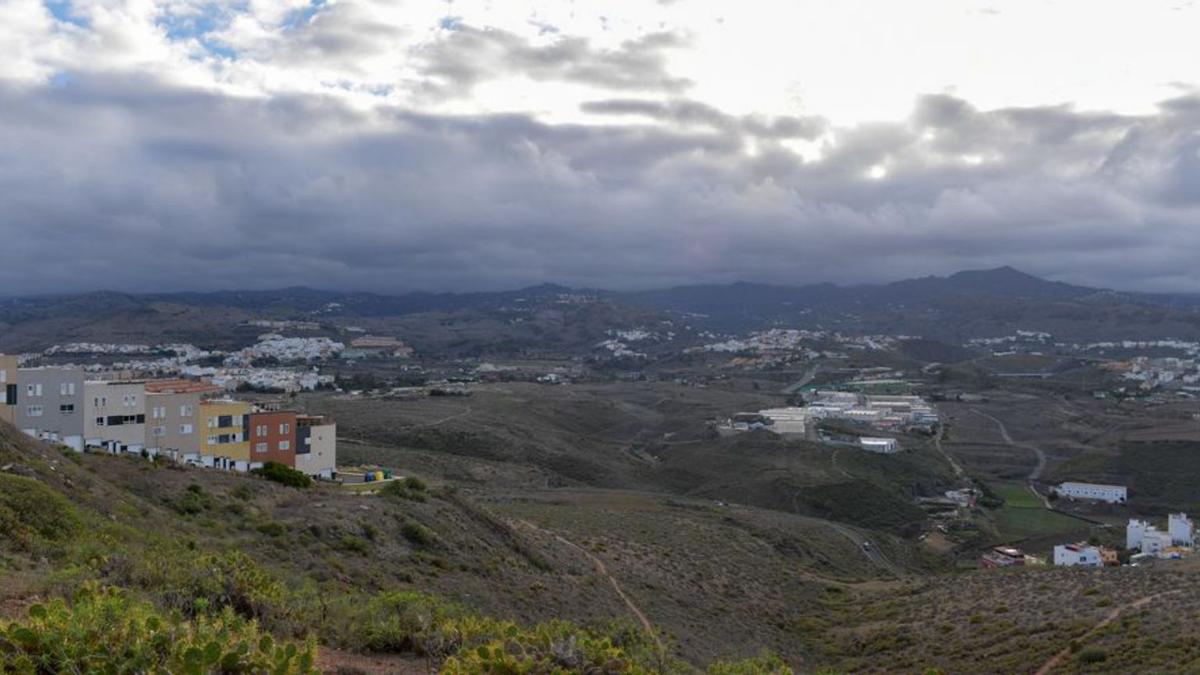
[380,480,427,502]
[0,474,82,552]
[401,522,436,546]
[252,462,313,489]
[0,585,316,673]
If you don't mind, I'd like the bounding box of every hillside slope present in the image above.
[7,421,1200,672]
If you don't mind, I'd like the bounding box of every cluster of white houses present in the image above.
[1053,514,1195,568]
[0,355,334,478]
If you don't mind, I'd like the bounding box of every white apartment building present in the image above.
[1169,513,1194,546]
[1127,519,1174,555]
[1054,544,1102,567]
[1055,482,1127,504]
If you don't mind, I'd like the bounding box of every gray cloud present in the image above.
[581,97,827,140]
[414,26,693,99]
[3,75,1200,295]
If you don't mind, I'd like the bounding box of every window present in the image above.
[96,417,106,426]
[152,426,165,437]
[180,424,194,434]
[123,394,137,407]
[279,423,290,435]
[59,404,75,413]
[26,405,43,417]
[278,440,291,451]
[152,406,166,419]
[207,416,218,428]
[255,424,268,437]
[27,383,42,397]
[255,442,268,453]
[60,382,75,396]
[218,415,233,428]
[180,405,194,417]
[0,369,6,383]
[207,435,218,445]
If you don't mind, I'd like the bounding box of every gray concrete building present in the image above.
[17,367,86,451]
[84,380,146,453]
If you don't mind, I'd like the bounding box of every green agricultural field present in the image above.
[991,483,1082,540]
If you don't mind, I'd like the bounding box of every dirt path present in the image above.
[970,409,1046,480]
[830,448,853,479]
[932,422,965,480]
[515,519,665,655]
[1033,590,1183,675]
[409,406,473,430]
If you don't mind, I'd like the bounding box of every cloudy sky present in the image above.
[3,0,1200,294]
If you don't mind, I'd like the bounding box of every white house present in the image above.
[1169,513,1194,546]
[1054,544,1102,567]
[1055,482,1127,504]
[860,437,899,453]
[1127,519,1174,555]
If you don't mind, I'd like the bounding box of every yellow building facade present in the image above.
[199,399,251,468]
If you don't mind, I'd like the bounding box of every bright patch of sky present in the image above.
[10,0,1200,125]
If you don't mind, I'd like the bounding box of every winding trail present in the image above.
[408,406,473,430]
[1034,590,1183,675]
[932,421,965,480]
[830,448,853,479]
[514,519,664,655]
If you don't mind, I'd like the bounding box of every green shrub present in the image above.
[403,476,427,492]
[380,480,427,502]
[708,653,793,674]
[175,484,215,515]
[401,522,436,546]
[0,585,316,673]
[339,536,370,556]
[252,462,313,488]
[0,474,82,551]
[1078,647,1108,664]
[256,521,287,537]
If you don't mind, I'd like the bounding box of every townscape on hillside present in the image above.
[0,354,336,478]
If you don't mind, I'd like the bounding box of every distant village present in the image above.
[981,480,1198,570]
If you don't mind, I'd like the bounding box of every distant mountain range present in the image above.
[4,267,1200,349]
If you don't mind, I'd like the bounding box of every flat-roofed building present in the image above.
[860,437,900,453]
[84,380,146,454]
[0,355,17,426]
[1054,543,1102,567]
[1055,482,1127,504]
[295,414,336,479]
[248,410,298,468]
[16,367,86,451]
[145,379,221,462]
[200,399,251,471]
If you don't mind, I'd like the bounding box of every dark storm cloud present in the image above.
[3,75,1200,295]
[414,25,693,99]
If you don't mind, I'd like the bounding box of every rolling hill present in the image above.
[5,268,1200,353]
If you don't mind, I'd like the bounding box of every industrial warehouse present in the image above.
[718,389,938,451]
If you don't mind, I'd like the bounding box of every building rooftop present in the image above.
[145,379,223,395]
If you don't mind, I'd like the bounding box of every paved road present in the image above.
[781,364,820,395]
[970,409,1046,481]
[825,522,903,577]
